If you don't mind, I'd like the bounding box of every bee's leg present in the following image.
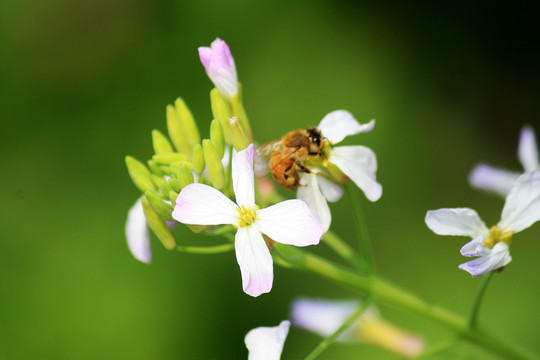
[295,161,312,174]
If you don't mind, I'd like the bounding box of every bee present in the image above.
[256,127,326,190]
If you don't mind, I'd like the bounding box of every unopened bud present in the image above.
[210,119,225,159]
[232,84,252,139]
[192,143,205,175]
[125,156,156,193]
[178,162,195,188]
[230,117,251,151]
[210,88,232,145]
[169,190,179,204]
[147,160,165,176]
[152,153,188,165]
[175,98,200,146]
[141,197,176,250]
[202,139,225,190]
[166,104,191,156]
[168,177,182,193]
[152,130,174,154]
[145,190,173,220]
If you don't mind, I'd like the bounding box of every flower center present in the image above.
[483,226,513,249]
[236,205,258,227]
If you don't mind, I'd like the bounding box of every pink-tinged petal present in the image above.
[245,321,290,360]
[458,242,512,277]
[256,200,323,246]
[318,110,375,144]
[297,173,331,232]
[172,183,238,225]
[125,198,152,264]
[425,208,489,237]
[235,226,274,297]
[329,146,382,202]
[460,236,489,257]
[317,175,343,202]
[198,38,238,100]
[232,144,255,208]
[519,125,539,173]
[468,163,519,197]
[498,170,540,233]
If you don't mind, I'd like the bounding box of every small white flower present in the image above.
[125,198,152,264]
[426,170,540,276]
[198,38,239,101]
[173,144,323,297]
[469,125,539,196]
[298,110,382,231]
[245,320,290,360]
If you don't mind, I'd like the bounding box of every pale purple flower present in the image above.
[469,125,538,196]
[291,298,423,358]
[125,198,152,264]
[426,170,540,276]
[198,38,239,101]
[297,110,381,231]
[172,144,323,297]
[245,321,290,360]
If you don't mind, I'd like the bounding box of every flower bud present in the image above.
[145,189,173,220]
[174,98,200,146]
[125,156,156,193]
[192,144,205,175]
[202,139,225,190]
[232,84,252,138]
[167,177,182,193]
[168,190,179,204]
[152,129,174,154]
[230,117,250,151]
[152,153,188,165]
[198,38,238,101]
[210,88,232,145]
[147,160,165,176]
[177,161,195,188]
[210,119,225,159]
[141,197,176,250]
[166,104,191,156]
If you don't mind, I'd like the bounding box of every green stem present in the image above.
[415,336,460,359]
[176,243,234,254]
[345,183,374,274]
[469,271,494,328]
[302,296,375,360]
[323,230,367,271]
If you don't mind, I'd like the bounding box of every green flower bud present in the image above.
[152,153,188,164]
[169,190,179,204]
[125,156,156,193]
[177,162,195,188]
[210,119,225,159]
[147,160,165,176]
[150,174,167,189]
[192,143,205,175]
[152,130,174,154]
[141,197,176,250]
[210,88,232,145]
[168,177,182,193]
[159,181,173,199]
[232,83,252,139]
[174,98,200,146]
[229,117,251,151]
[166,104,191,156]
[202,139,225,190]
[145,189,173,220]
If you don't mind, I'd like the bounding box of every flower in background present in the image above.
[298,110,382,231]
[291,298,423,358]
[245,321,290,360]
[469,125,539,196]
[172,144,323,297]
[198,38,239,101]
[426,171,540,277]
[125,198,152,264]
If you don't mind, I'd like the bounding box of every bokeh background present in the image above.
[1,0,539,359]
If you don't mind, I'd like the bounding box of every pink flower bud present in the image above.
[198,38,238,101]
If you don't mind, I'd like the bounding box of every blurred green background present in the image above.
[1,0,539,359]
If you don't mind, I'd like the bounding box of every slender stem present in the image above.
[415,336,460,359]
[469,271,494,328]
[176,243,234,254]
[302,296,375,360]
[345,183,375,274]
[323,230,367,271]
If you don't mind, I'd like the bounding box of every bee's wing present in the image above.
[254,141,282,177]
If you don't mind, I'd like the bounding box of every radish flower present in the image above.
[198,38,238,101]
[426,170,540,276]
[173,144,323,297]
[245,320,290,360]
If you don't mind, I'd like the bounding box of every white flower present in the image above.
[469,125,538,196]
[298,110,382,231]
[172,144,323,297]
[245,321,290,360]
[198,38,239,101]
[426,170,540,276]
[291,298,423,358]
[125,198,152,264]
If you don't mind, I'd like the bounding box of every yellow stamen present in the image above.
[483,225,514,249]
[235,205,258,227]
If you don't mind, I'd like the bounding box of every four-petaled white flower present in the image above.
[298,110,382,231]
[426,170,540,277]
[469,125,539,196]
[198,38,239,101]
[125,198,152,264]
[172,144,323,297]
[245,320,290,360]
[291,298,423,358]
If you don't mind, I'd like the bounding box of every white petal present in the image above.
[233,144,255,208]
[318,110,375,144]
[297,173,331,232]
[468,163,519,197]
[458,242,512,277]
[329,146,382,201]
[235,226,274,297]
[317,176,343,202]
[125,198,152,264]
[172,183,238,225]
[256,200,323,247]
[460,236,489,257]
[498,170,540,233]
[425,208,489,237]
[245,321,290,360]
[518,125,539,173]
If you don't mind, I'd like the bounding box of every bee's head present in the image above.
[306,127,323,152]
